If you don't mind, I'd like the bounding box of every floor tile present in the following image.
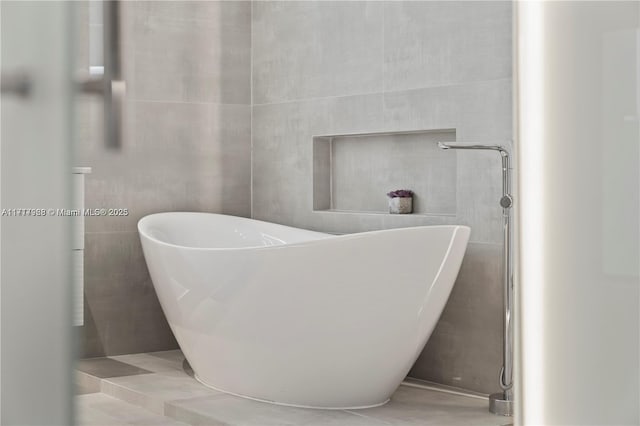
[165,394,391,426]
[78,351,509,426]
[147,350,186,365]
[349,385,503,426]
[76,371,101,395]
[101,370,223,415]
[76,382,100,395]
[77,358,153,379]
[76,393,188,426]
[110,352,184,374]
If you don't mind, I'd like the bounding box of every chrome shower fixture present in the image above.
[438,141,514,417]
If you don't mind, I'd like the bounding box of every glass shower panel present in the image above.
[1,1,74,423]
[517,2,640,424]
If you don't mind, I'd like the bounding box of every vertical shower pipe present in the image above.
[437,142,513,416]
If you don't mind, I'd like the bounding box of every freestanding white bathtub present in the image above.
[138,212,470,409]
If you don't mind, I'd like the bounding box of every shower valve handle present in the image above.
[500,194,513,209]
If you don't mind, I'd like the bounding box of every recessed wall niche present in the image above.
[313,130,457,216]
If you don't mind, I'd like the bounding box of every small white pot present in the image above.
[388,197,413,214]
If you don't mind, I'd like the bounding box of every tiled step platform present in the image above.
[76,350,507,426]
[77,393,189,426]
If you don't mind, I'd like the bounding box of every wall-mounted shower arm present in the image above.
[437,141,514,417]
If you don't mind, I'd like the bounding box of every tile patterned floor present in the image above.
[77,393,188,426]
[76,351,511,426]
[77,358,153,378]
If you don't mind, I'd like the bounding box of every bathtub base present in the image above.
[194,375,391,410]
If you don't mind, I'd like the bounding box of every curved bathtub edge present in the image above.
[193,374,391,410]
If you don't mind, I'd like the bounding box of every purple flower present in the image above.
[387,189,414,198]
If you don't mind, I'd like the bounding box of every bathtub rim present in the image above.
[137,211,471,252]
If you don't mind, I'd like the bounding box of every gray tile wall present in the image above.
[251,1,512,394]
[326,131,457,215]
[76,0,511,395]
[75,1,252,357]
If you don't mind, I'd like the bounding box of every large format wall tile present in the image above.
[123,1,251,104]
[329,131,457,215]
[382,80,513,144]
[383,79,513,244]
[77,1,252,358]
[251,1,512,394]
[409,242,503,394]
[82,232,177,357]
[83,101,251,233]
[253,79,511,243]
[252,94,386,227]
[384,1,512,92]
[79,0,512,397]
[252,1,384,104]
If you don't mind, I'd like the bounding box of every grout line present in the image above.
[313,209,457,218]
[381,0,386,130]
[344,408,394,425]
[252,77,513,108]
[75,356,227,425]
[84,230,137,235]
[329,138,334,210]
[253,90,385,108]
[129,99,251,107]
[250,0,254,219]
[84,229,145,236]
[381,0,385,96]
[401,378,489,401]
